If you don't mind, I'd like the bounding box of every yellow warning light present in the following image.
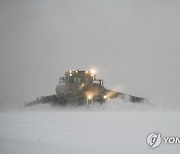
[90,69,96,75]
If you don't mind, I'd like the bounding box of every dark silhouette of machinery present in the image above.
[25,70,146,107]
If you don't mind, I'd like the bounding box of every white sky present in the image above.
[0,0,180,105]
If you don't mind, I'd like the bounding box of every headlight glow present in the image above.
[90,69,96,75]
[87,95,92,100]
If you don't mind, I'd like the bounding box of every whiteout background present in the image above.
[0,0,180,153]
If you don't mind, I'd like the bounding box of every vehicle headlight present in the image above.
[87,95,92,100]
[103,95,107,99]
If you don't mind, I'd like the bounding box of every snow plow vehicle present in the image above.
[25,70,146,107]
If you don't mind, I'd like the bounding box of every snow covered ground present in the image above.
[0,99,180,154]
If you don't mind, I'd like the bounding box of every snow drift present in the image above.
[0,97,180,154]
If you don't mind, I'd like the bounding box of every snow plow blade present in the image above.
[24,95,58,107]
[24,91,146,107]
[106,89,147,103]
